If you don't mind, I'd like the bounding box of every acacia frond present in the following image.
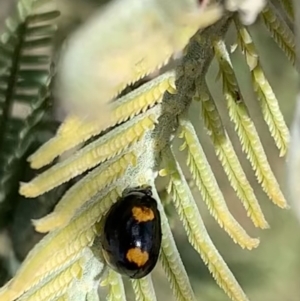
[261,2,295,66]
[0,0,59,205]
[0,188,118,301]
[32,152,137,233]
[278,0,294,20]
[18,259,83,301]
[214,39,288,209]
[152,188,196,301]
[196,85,268,228]
[178,117,259,249]
[28,71,176,170]
[0,6,291,301]
[57,246,105,301]
[234,19,290,156]
[100,270,126,301]
[161,146,249,301]
[131,276,157,301]
[20,108,159,198]
[0,15,237,301]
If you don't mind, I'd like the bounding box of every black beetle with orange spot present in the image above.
[100,185,162,279]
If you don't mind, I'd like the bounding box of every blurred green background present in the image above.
[1,1,299,300]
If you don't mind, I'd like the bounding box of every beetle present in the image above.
[100,185,162,279]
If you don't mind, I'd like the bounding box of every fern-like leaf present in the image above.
[101,269,126,301]
[278,0,294,20]
[32,152,137,233]
[196,84,268,228]
[18,259,83,301]
[178,117,259,249]
[131,276,157,301]
[261,2,295,66]
[27,71,176,170]
[213,38,288,209]
[0,188,119,301]
[0,0,59,208]
[0,6,292,301]
[152,188,196,301]
[161,146,249,301]
[234,18,290,156]
[20,108,158,198]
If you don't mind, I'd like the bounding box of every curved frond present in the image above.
[56,246,105,301]
[261,2,295,66]
[234,19,290,156]
[152,188,196,301]
[161,146,249,301]
[0,0,59,205]
[278,0,294,20]
[131,276,157,301]
[32,152,137,233]
[100,270,126,301]
[0,188,118,301]
[213,39,288,209]
[20,108,159,198]
[196,85,268,228]
[178,117,259,249]
[0,6,291,301]
[18,259,83,301]
[28,71,176,170]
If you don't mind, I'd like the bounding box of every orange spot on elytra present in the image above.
[132,206,154,222]
[126,248,149,267]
